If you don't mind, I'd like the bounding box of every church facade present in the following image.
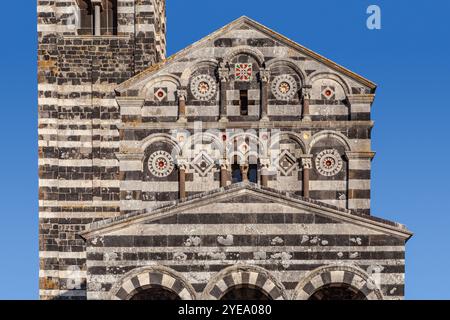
[38,0,412,300]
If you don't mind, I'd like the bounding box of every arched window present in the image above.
[78,0,117,36]
[231,164,242,183]
[78,0,93,35]
[101,0,118,35]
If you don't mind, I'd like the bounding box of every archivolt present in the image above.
[140,133,182,156]
[308,130,352,154]
[180,58,220,87]
[292,264,384,300]
[307,71,351,95]
[223,45,265,66]
[266,58,306,85]
[109,265,196,300]
[201,264,288,300]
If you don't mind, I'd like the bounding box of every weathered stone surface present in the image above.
[38,1,411,301]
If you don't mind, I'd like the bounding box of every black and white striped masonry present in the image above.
[38,1,412,300]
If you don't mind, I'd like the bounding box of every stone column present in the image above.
[302,86,312,121]
[301,156,313,198]
[220,159,230,187]
[240,163,249,183]
[259,69,270,121]
[177,89,187,122]
[260,158,271,187]
[92,0,102,36]
[178,160,188,200]
[218,64,229,122]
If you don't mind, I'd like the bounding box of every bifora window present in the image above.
[79,0,117,36]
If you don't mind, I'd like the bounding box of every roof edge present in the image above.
[80,182,412,241]
[116,16,377,94]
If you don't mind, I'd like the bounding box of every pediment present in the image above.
[81,183,412,241]
[115,16,376,97]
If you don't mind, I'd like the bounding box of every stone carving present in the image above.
[148,150,175,177]
[190,74,217,101]
[301,158,313,169]
[271,75,298,100]
[315,149,343,176]
[234,63,253,81]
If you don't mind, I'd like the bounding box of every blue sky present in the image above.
[0,0,449,299]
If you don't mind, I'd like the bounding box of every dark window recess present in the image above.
[232,164,243,183]
[101,0,118,35]
[79,0,93,35]
[78,0,117,36]
[240,90,248,116]
[248,164,258,184]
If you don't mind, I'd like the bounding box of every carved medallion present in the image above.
[315,149,343,177]
[190,74,217,101]
[148,151,175,177]
[271,75,297,100]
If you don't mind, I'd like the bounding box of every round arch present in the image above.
[268,131,307,155]
[223,46,265,67]
[228,132,268,158]
[266,58,306,85]
[109,265,197,300]
[201,264,288,300]
[182,131,225,158]
[141,74,182,98]
[180,58,220,87]
[307,71,351,95]
[292,264,384,300]
[140,133,182,156]
[308,130,352,154]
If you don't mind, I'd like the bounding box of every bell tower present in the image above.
[37,0,166,300]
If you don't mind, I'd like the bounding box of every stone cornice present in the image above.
[347,94,376,105]
[116,120,375,130]
[345,151,376,160]
[80,183,413,241]
[115,152,145,161]
[116,97,145,108]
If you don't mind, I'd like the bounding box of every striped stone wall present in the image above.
[83,185,409,300]
[38,0,165,300]
[38,11,409,300]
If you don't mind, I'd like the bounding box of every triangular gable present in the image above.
[81,183,412,241]
[115,16,376,95]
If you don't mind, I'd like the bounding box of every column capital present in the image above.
[177,158,189,170]
[259,158,271,168]
[302,86,312,100]
[301,157,313,169]
[219,158,230,170]
[91,0,103,8]
[259,69,271,83]
[218,67,230,83]
[176,89,188,101]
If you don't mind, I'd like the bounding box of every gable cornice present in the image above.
[115,16,377,95]
[80,183,412,241]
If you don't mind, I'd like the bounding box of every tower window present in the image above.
[78,0,117,36]
[240,90,248,116]
[101,0,118,35]
[79,0,93,35]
